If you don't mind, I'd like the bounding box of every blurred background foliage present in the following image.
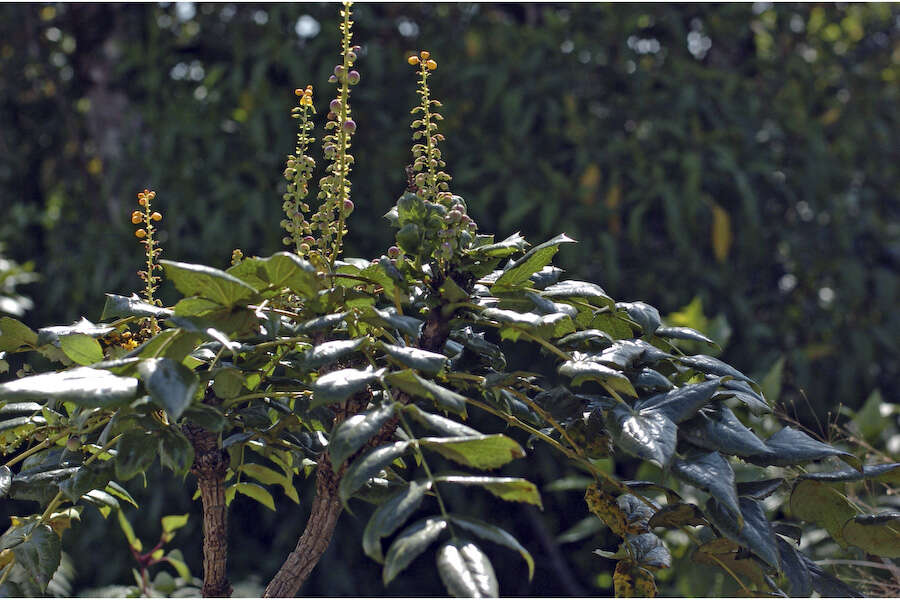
[1,2,898,596]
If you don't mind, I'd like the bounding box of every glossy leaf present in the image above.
[302,338,366,370]
[36,317,114,346]
[541,280,612,305]
[717,379,770,414]
[492,233,575,292]
[311,366,384,409]
[749,427,858,469]
[340,441,412,503]
[678,354,752,384]
[558,358,637,397]
[736,478,784,500]
[293,312,347,334]
[363,481,429,563]
[798,553,863,597]
[557,329,613,349]
[436,540,499,598]
[383,517,448,585]
[636,379,721,424]
[708,497,780,569]
[58,334,103,366]
[381,343,447,375]
[469,232,528,258]
[182,403,226,432]
[384,370,467,416]
[0,317,38,352]
[101,293,173,320]
[654,326,715,345]
[6,521,61,590]
[616,302,661,336]
[626,532,671,570]
[776,537,812,598]
[160,260,257,307]
[800,462,900,485]
[842,512,900,557]
[234,482,275,511]
[449,515,534,580]
[681,406,769,457]
[0,367,138,408]
[115,431,158,481]
[363,306,422,338]
[597,340,649,370]
[138,358,198,420]
[672,451,741,524]
[420,435,525,470]
[259,252,321,297]
[330,403,398,467]
[434,475,542,508]
[632,368,674,393]
[605,404,677,467]
[403,405,479,437]
[158,429,194,477]
[0,466,10,498]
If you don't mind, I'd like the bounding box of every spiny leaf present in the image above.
[436,540,499,598]
[541,280,612,306]
[363,481,430,563]
[101,294,173,320]
[492,233,575,292]
[468,232,528,258]
[654,326,716,345]
[0,317,38,352]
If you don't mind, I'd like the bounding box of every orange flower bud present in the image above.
[131,213,142,224]
[138,197,147,207]
[135,229,147,238]
[426,59,437,70]
[407,55,419,65]
[420,51,430,60]
[294,88,303,96]
[151,212,162,222]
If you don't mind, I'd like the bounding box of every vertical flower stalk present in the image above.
[132,189,163,334]
[281,86,317,257]
[408,51,451,206]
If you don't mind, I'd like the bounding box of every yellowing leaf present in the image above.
[711,203,732,263]
[614,560,657,598]
[585,484,627,536]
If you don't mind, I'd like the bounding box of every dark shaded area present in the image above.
[1,3,898,596]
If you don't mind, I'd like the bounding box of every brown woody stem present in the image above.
[185,424,232,598]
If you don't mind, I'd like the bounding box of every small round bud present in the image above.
[343,199,354,214]
[151,212,162,222]
[131,212,142,224]
[448,209,462,223]
[346,51,357,62]
[294,88,303,96]
[347,70,360,85]
[328,74,338,83]
[302,236,315,245]
[342,119,356,133]
[329,99,342,113]
[334,64,345,78]
[149,191,156,199]
[408,55,420,65]
[135,228,147,238]
[420,51,431,60]
[426,59,437,70]
[299,243,310,253]
[138,197,147,207]
[388,246,401,259]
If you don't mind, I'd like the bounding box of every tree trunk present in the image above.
[185,424,232,598]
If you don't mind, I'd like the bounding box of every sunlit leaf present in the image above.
[436,539,499,598]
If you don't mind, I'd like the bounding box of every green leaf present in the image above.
[776,537,812,598]
[212,368,245,400]
[363,481,429,563]
[384,370,468,417]
[302,338,366,370]
[137,358,198,420]
[468,232,527,258]
[541,280,612,306]
[842,512,900,558]
[482,308,576,340]
[492,233,575,292]
[626,532,671,570]
[403,405,479,437]
[748,427,859,470]
[105,482,139,508]
[0,317,38,352]
[632,368,674,393]
[589,312,633,339]
[708,497,780,569]
[259,252,321,297]
[557,329,613,350]
[848,389,888,442]
[759,356,785,406]
[59,334,104,366]
[616,302,661,335]
[798,553,863,598]
[648,503,706,528]
[0,466,10,498]
[59,461,114,503]
[558,358,637,397]
[799,462,900,485]
[101,294,173,320]
[163,550,192,580]
[381,343,448,375]
[420,435,525,470]
[717,380,770,414]
[293,312,347,334]
[115,431,158,481]
[182,403,226,432]
[672,451,741,525]
[0,367,138,408]
[604,404,676,467]
[736,478,784,500]
[160,260,257,307]
[330,403,398,467]
[116,510,141,551]
[36,317,114,347]
[158,429,195,477]
[434,475,541,508]
[636,379,721,424]
[311,366,384,409]
[362,307,422,338]
[448,515,534,580]
[383,517,449,585]
[789,479,856,548]
[678,354,752,384]
[234,482,275,511]
[654,326,716,345]
[161,514,189,534]
[340,441,412,503]
[681,406,770,457]
[8,522,61,590]
[436,540,499,598]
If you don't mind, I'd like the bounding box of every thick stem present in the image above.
[263,452,343,598]
[185,424,232,598]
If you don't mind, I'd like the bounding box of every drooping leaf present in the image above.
[311,366,385,409]
[101,294,173,320]
[330,403,399,467]
[654,326,716,345]
[434,475,542,508]
[717,379,770,414]
[340,441,412,503]
[605,404,677,467]
[613,560,657,598]
[648,503,706,528]
[58,334,104,366]
[6,521,61,591]
[58,461,114,503]
[448,515,534,580]
[384,370,467,417]
[678,354,752,384]
[707,497,780,569]
[137,358,198,420]
[469,232,528,258]
[158,429,195,477]
[632,368,674,393]
[776,537,812,598]
[616,302,661,336]
[115,430,158,481]
[541,280,613,306]
[403,405,479,437]
[799,462,900,485]
[0,317,38,352]
[626,532,671,570]
[672,451,741,524]
[36,317,114,346]
[301,338,366,370]
[636,379,721,424]
[381,343,448,375]
[529,266,563,289]
[383,517,448,585]
[596,340,650,370]
[798,553,863,597]
[420,435,525,470]
[492,233,575,292]
[842,512,900,557]
[0,367,138,408]
[0,466,10,498]
[160,260,257,307]
[436,539,499,598]
[680,406,770,457]
[363,481,429,563]
[558,358,637,398]
[749,427,859,470]
[233,482,275,511]
[736,478,784,500]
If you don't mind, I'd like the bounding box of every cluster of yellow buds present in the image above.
[294,85,314,107]
[282,85,318,256]
[132,189,164,325]
[132,189,162,239]
[407,50,437,71]
[101,329,139,351]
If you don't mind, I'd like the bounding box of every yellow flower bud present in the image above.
[426,59,437,70]
[151,212,162,222]
[294,88,303,96]
[131,213,142,224]
[408,55,419,65]
[138,197,147,207]
[420,51,430,60]
[135,229,147,238]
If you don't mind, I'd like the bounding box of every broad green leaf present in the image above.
[36,317,114,346]
[541,280,612,306]
[468,232,527,258]
[605,404,676,467]
[672,452,741,525]
[492,233,575,292]
[558,358,637,397]
[482,308,576,340]
[101,294,173,320]
[385,370,468,417]
[163,550,192,580]
[7,521,61,590]
[234,482,275,511]
[0,317,38,352]
[293,312,347,334]
[654,326,715,345]
[403,405,479,437]
[182,403,226,432]
[115,431,158,481]
[420,435,525,470]
[158,429,194,477]
[116,510,141,551]
[363,481,429,563]
[626,532,671,570]
[330,403,398,467]
[302,338,366,370]
[789,479,856,548]
[160,260,257,307]
[381,343,447,375]
[434,475,542,508]
[0,466,10,498]
[449,515,534,580]
[161,514,189,534]
[529,266,563,289]
[311,366,385,409]
[128,329,203,364]
[632,368,674,393]
[708,497,780,569]
[340,441,412,503]
[717,379,770,414]
[59,334,104,366]
[589,312,633,339]
[596,340,649,370]
[105,482,138,508]
[636,379,721,424]
[0,367,138,408]
[679,354,752,384]
[616,302,661,336]
[362,307,422,338]
[648,503,706,528]
[776,537,812,597]
[841,512,900,558]
[211,368,244,400]
[436,540,499,598]
[736,479,784,500]
[259,252,321,297]
[59,461,114,503]
[681,406,769,457]
[239,463,296,502]
[137,358,198,420]
[798,553,863,598]
[557,329,613,349]
[383,517,448,585]
[172,297,223,317]
[800,462,900,485]
[748,427,859,470]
